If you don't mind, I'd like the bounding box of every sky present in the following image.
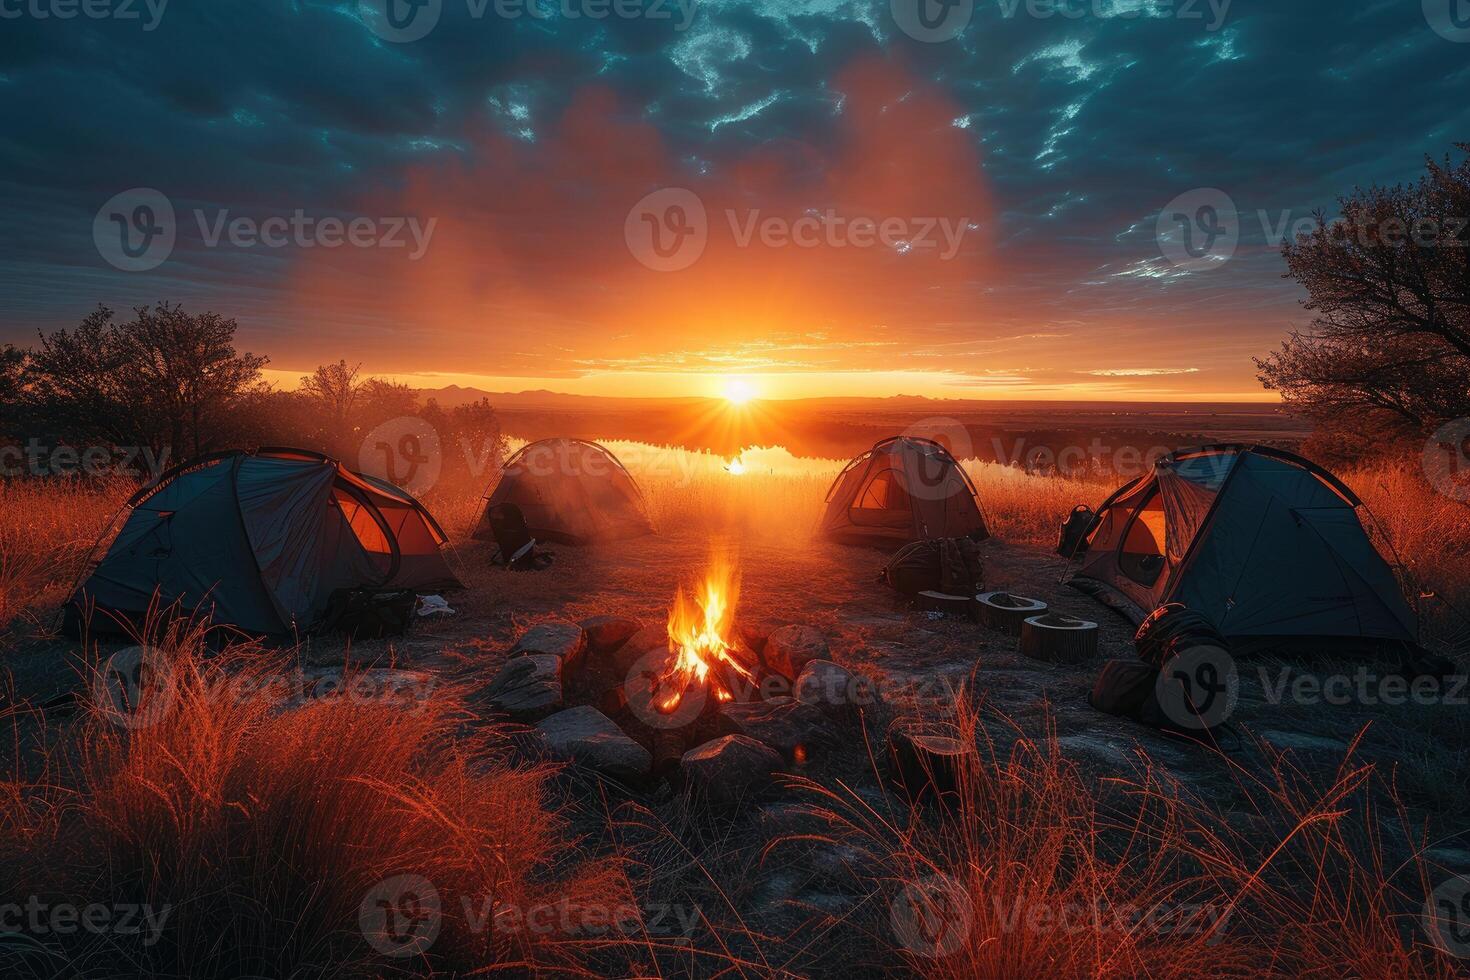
[1,0,1467,401]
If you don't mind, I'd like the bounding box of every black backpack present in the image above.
[318,588,417,640]
[882,536,985,597]
[1057,504,1098,559]
[487,503,553,571]
[1092,604,1238,746]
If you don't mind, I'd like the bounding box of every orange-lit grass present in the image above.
[0,620,638,977]
[0,478,128,639]
[782,688,1463,978]
[1343,459,1470,651]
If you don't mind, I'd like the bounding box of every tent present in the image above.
[820,437,989,548]
[474,439,654,546]
[1066,445,1417,650]
[66,448,461,638]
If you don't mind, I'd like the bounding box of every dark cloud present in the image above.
[1,0,1466,395]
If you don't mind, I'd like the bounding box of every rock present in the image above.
[795,660,864,717]
[536,706,652,781]
[762,625,829,680]
[482,654,563,721]
[718,697,832,763]
[1055,734,1139,770]
[580,615,643,653]
[614,624,671,675]
[680,734,783,805]
[511,621,587,671]
[1259,730,1348,755]
[738,622,772,655]
[502,724,552,763]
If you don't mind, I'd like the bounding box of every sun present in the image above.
[722,378,757,405]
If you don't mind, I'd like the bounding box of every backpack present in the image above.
[486,502,553,571]
[1057,504,1098,559]
[1134,603,1226,669]
[882,537,985,597]
[318,588,418,640]
[1089,657,1238,748]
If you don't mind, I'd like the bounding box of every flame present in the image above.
[660,557,755,712]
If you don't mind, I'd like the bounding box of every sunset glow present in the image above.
[723,378,757,405]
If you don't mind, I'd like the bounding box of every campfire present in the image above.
[656,557,758,714]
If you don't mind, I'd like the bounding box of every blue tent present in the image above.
[1068,445,1416,651]
[67,448,460,638]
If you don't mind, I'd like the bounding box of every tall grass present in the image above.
[792,692,1464,978]
[0,479,127,639]
[1343,459,1470,651]
[0,620,639,977]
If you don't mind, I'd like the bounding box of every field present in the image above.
[0,441,1468,977]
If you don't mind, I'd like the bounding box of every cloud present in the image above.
[0,0,1467,398]
[1086,367,1201,377]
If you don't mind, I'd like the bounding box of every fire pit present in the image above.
[483,555,847,788]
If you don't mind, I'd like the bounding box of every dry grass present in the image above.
[0,479,127,640]
[792,691,1464,978]
[0,443,1465,977]
[0,619,641,978]
[1343,459,1470,651]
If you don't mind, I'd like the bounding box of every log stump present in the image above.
[916,591,973,617]
[974,592,1049,634]
[1018,613,1099,665]
[888,723,978,806]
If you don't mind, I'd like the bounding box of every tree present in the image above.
[298,360,362,456]
[27,304,268,457]
[0,345,29,441]
[1257,144,1470,441]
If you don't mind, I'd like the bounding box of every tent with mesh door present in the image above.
[473,438,654,546]
[1066,445,1416,650]
[64,448,460,638]
[820,437,989,548]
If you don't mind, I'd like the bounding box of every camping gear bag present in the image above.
[1089,658,1235,745]
[1056,504,1097,558]
[1090,660,1160,719]
[882,537,985,596]
[1134,603,1226,669]
[318,588,417,640]
[486,502,553,571]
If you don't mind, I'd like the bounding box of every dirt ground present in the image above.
[8,525,1468,975]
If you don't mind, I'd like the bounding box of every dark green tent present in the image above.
[1068,445,1416,651]
[66,448,460,638]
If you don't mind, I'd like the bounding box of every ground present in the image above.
[4,484,1467,976]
